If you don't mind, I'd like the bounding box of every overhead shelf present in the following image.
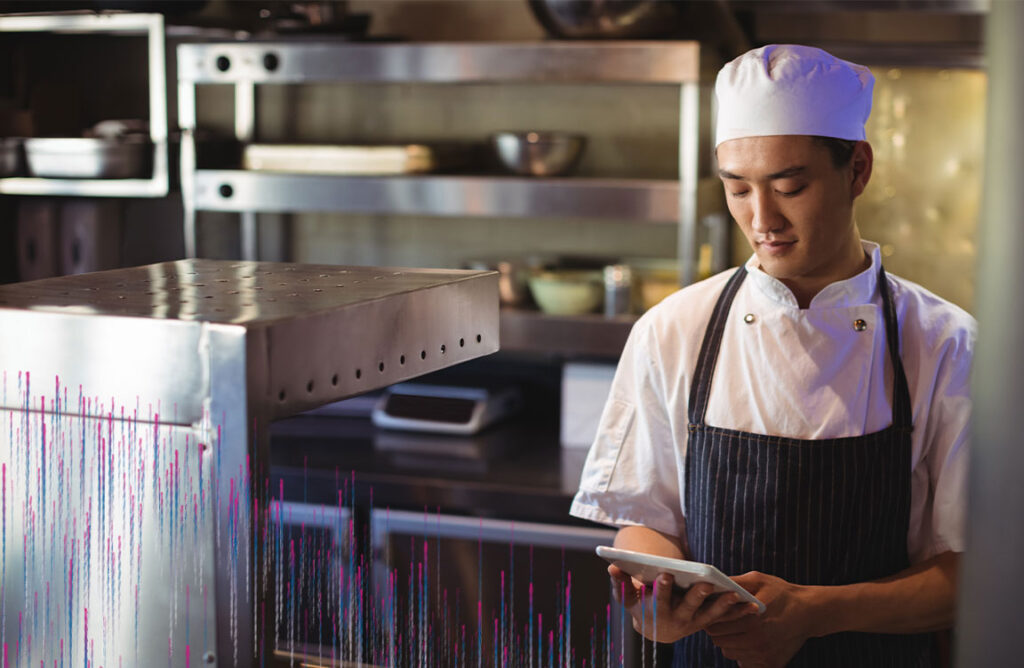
[0,175,167,198]
[192,170,687,222]
[0,12,169,198]
[177,41,702,85]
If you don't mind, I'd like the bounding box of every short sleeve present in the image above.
[908,319,975,562]
[569,317,686,537]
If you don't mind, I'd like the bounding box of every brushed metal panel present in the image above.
[178,41,701,85]
[192,170,682,222]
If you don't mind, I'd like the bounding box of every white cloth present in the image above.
[715,44,874,147]
[570,241,975,565]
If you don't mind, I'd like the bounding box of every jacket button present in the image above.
[854,318,868,331]
[743,313,756,324]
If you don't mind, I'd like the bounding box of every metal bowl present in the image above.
[491,131,586,177]
[527,0,683,39]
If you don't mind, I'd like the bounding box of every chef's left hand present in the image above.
[705,571,813,668]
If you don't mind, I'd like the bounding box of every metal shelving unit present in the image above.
[176,40,724,357]
[0,12,169,197]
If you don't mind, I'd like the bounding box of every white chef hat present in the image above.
[714,44,874,147]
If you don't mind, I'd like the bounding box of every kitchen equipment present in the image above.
[628,257,680,311]
[242,142,481,175]
[0,137,24,177]
[24,135,152,179]
[58,200,122,275]
[528,269,604,315]
[603,264,633,316]
[372,382,523,435]
[491,131,586,177]
[15,200,59,281]
[561,360,616,449]
[527,0,684,39]
[464,257,540,307]
[0,260,498,668]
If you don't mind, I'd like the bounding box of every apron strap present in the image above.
[687,264,913,432]
[688,266,747,426]
[877,266,913,432]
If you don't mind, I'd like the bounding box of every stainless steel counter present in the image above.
[0,259,498,667]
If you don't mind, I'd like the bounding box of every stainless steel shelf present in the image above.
[192,170,683,222]
[0,175,167,197]
[500,308,637,358]
[177,41,702,85]
[0,12,169,198]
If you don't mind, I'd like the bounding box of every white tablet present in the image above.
[596,545,766,614]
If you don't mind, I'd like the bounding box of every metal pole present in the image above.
[955,2,1024,664]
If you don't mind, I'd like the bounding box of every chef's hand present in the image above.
[705,571,812,668]
[609,564,756,643]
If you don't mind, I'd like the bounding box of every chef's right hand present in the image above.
[609,565,758,643]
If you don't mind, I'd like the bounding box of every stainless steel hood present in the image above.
[0,260,498,667]
[718,0,987,68]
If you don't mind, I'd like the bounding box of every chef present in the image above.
[570,44,974,668]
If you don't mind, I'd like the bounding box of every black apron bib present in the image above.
[674,267,935,668]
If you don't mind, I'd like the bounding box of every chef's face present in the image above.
[717,135,872,290]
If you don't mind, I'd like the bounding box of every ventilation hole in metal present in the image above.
[306,380,314,393]
[378,362,385,372]
[355,369,362,380]
[278,390,286,401]
[399,355,406,365]
[420,350,426,360]
[476,334,482,343]
[459,338,465,347]
[331,374,338,386]
[440,344,446,355]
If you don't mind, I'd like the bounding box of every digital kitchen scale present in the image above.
[371,382,522,435]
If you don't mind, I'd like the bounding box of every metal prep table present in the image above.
[0,260,497,667]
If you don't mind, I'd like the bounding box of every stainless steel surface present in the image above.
[192,170,685,221]
[371,508,615,552]
[0,137,23,176]
[24,136,152,179]
[0,259,499,667]
[177,41,702,85]
[956,1,1021,665]
[0,12,168,197]
[491,131,586,177]
[236,82,259,261]
[678,81,701,285]
[499,308,635,358]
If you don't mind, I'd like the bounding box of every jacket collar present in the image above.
[743,241,882,309]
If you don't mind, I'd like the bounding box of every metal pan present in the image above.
[24,136,152,179]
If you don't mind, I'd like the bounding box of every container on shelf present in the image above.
[24,136,152,179]
[491,131,586,177]
[528,269,604,315]
[242,142,484,175]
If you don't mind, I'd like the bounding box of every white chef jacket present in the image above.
[570,241,975,564]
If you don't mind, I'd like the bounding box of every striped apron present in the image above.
[673,266,935,667]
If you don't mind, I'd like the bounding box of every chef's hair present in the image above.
[813,136,859,168]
